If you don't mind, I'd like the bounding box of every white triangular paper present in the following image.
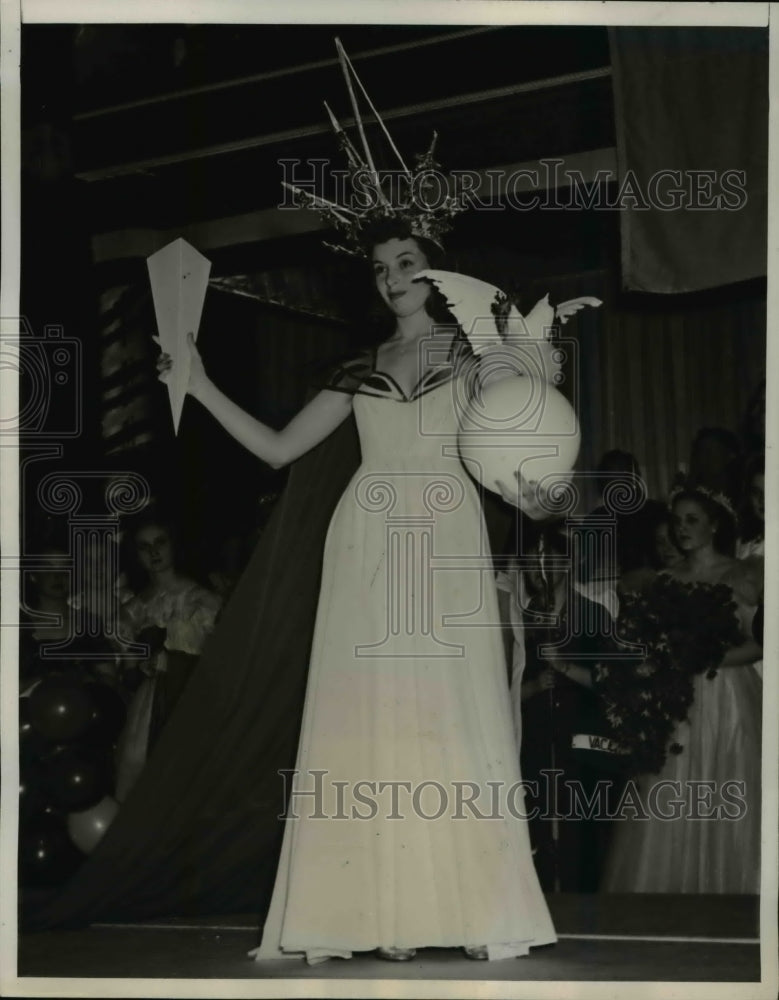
[147,238,211,434]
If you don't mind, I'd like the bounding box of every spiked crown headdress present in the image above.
[282,38,467,258]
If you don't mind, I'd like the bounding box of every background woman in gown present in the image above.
[113,516,222,801]
[158,219,559,963]
[601,486,762,894]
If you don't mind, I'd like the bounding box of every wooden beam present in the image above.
[76,67,612,182]
[74,26,501,121]
[90,147,618,263]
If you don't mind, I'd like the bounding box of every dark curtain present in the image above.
[609,27,768,293]
[579,275,765,501]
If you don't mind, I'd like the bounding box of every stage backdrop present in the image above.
[526,270,765,506]
[609,27,768,293]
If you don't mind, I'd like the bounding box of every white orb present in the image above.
[457,374,580,514]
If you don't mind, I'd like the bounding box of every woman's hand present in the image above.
[494,471,549,520]
[549,656,594,688]
[521,668,556,700]
[718,637,763,669]
[548,657,572,677]
[153,332,209,399]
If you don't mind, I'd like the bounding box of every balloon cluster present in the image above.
[19,673,126,886]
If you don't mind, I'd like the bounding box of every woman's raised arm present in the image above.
[158,333,353,469]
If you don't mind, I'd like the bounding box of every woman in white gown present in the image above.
[601,486,762,894]
[158,220,558,963]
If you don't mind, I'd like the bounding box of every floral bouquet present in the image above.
[593,575,742,775]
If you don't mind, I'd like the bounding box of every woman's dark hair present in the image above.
[358,216,447,269]
[358,217,457,334]
[641,500,680,570]
[596,449,642,501]
[689,426,743,504]
[691,426,742,456]
[614,498,675,572]
[670,487,737,556]
[739,453,765,543]
[597,449,640,477]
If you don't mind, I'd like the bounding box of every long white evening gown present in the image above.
[253,356,556,963]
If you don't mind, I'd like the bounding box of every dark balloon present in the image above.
[83,682,127,746]
[18,816,83,886]
[28,677,94,743]
[45,747,110,811]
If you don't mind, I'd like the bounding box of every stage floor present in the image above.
[16,894,761,983]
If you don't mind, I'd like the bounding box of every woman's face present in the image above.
[372,238,431,318]
[655,521,683,569]
[672,499,717,554]
[749,473,765,522]
[135,525,174,576]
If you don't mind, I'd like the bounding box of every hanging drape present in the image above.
[587,280,765,499]
[573,274,764,502]
[609,27,768,293]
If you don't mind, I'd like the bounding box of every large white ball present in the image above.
[457,374,580,513]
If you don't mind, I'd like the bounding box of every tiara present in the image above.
[668,483,738,521]
[281,38,467,258]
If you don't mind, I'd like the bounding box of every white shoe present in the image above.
[376,947,416,961]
